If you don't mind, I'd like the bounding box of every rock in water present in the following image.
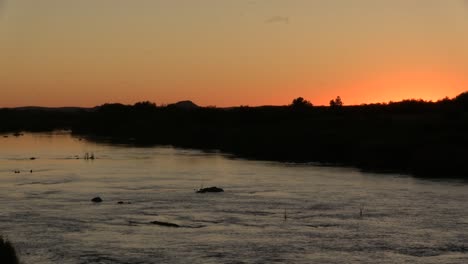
[91,197,103,203]
[150,221,180,228]
[196,186,224,193]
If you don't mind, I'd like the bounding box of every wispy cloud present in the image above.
[265,16,290,24]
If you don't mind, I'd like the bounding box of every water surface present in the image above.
[0,133,467,264]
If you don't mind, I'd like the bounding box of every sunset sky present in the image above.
[1,0,468,107]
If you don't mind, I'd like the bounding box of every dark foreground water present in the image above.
[0,132,467,264]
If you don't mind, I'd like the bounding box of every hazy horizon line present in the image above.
[1,93,465,110]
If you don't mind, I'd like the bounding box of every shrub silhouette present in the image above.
[330,96,343,108]
[291,97,313,108]
[0,237,20,264]
[133,101,157,111]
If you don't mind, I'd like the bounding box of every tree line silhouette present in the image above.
[2,93,468,178]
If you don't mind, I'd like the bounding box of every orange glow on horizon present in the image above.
[303,67,468,106]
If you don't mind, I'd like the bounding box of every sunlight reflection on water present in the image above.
[0,132,467,264]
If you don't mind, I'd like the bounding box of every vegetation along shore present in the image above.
[2,93,468,179]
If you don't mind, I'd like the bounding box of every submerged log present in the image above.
[150,220,180,228]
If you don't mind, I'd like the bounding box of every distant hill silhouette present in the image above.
[167,100,199,110]
[2,93,468,179]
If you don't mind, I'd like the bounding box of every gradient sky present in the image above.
[1,0,468,107]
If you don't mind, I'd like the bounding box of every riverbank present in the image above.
[2,93,468,179]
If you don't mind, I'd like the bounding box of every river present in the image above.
[0,132,467,263]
